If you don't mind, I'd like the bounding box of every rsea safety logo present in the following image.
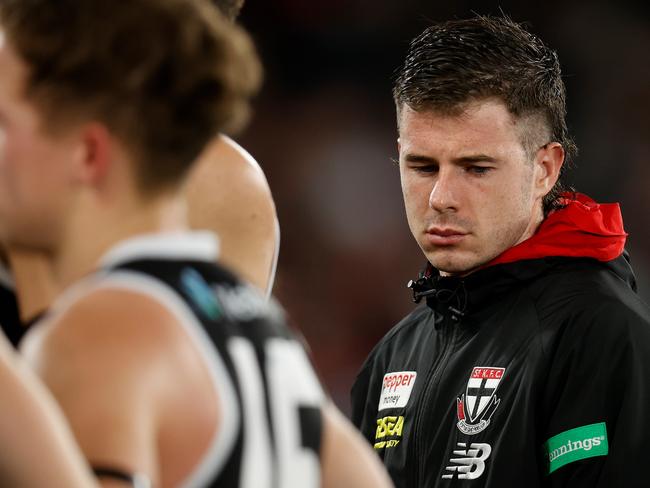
[542,422,609,474]
[374,416,404,450]
[377,371,417,411]
[456,366,505,435]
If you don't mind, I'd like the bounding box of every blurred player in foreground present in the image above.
[0,0,392,487]
[1,0,278,347]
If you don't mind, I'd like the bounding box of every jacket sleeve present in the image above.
[540,295,650,488]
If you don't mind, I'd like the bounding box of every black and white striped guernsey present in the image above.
[40,232,326,488]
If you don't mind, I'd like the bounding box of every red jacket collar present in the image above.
[487,193,627,267]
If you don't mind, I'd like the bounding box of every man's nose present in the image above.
[429,167,459,212]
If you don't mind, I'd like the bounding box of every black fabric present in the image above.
[299,406,323,455]
[351,254,650,487]
[92,466,147,487]
[0,282,25,348]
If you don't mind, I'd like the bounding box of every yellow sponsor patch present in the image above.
[374,415,404,450]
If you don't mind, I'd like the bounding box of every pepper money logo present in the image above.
[377,371,417,411]
[456,366,505,435]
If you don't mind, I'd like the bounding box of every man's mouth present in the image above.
[425,226,468,246]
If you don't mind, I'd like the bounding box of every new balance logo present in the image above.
[442,442,492,480]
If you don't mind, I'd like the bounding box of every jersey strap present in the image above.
[92,465,152,488]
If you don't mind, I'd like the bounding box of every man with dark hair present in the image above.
[0,1,392,487]
[351,15,650,487]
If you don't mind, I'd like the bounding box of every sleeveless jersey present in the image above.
[41,232,325,488]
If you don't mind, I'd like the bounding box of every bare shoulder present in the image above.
[186,134,276,231]
[187,134,274,216]
[201,134,268,179]
[20,286,219,484]
[21,287,189,394]
[186,134,278,292]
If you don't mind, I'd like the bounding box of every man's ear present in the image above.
[73,123,112,186]
[535,142,564,198]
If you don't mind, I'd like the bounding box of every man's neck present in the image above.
[52,191,188,290]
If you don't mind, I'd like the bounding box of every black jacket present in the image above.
[351,197,650,487]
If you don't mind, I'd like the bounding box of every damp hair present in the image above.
[394,15,577,214]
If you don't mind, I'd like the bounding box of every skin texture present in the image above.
[21,288,220,488]
[5,247,54,323]
[0,36,78,252]
[398,100,564,275]
[0,30,392,488]
[0,331,98,487]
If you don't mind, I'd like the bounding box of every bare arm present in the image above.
[321,403,394,488]
[20,291,170,487]
[21,288,222,488]
[0,332,97,487]
[186,135,278,295]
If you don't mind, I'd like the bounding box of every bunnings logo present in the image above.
[543,422,609,474]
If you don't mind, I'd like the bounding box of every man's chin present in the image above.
[427,253,483,277]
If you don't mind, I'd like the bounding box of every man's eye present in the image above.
[468,166,492,175]
[413,165,437,174]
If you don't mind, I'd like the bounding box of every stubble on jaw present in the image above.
[427,186,537,276]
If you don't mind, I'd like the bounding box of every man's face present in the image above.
[0,30,78,250]
[398,99,546,275]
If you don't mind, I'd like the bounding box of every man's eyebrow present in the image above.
[453,154,499,164]
[403,153,437,164]
[403,153,499,164]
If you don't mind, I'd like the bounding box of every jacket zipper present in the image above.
[410,316,458,487]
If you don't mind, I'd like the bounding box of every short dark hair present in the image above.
[213,0,244,21]
[394,15,576,214]
[0,0,261,195]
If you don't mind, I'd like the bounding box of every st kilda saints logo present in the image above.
[456,367,505,435]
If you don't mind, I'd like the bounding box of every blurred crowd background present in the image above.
[235,0,650,412]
